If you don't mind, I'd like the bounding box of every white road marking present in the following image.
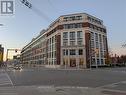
[0,93,17,95]
[95,81,122,89]
[5,73,13,86]
[0,73,13,86]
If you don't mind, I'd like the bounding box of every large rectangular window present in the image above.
[63,49,65,55]
[99,34,102,42]
[77,31,83,39]
[95,33,98,42]
[63,49,68,56]
[70,41,75,46]
[70,49,76,55]
[91,41,94,48]
[63,32,68,39]
[70,32,75,40]
[97,59,100,65]
[63,41,68,46]
[78,49,83,55]
[96,42,99,48]
[63,23,83,29]
[52,36,54,43]
[91,32,94,40]
[77,40,83,45]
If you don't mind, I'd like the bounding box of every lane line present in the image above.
[4,73,13,86]
[101,88,126,93]
[95,81,124,89]
[0,93,18,95]
[0,82,13,86]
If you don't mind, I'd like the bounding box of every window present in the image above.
[79,58,83,65]
[78,49,83,55]
[63,49,68,56]
[52,36,54,43]
[52,44,54,50]
[70,32,75,40]
[63,16,82,21]
[63,17,68,21]
[77,40,83,45]
[66,50,68,55]
[63,41,68,46]
[99,34,102,42]
[103,36,107,50]
[91,32,94,40]
[96,42,99,48]
[87,16,91,21]
[92,58,96,64]
[63,23,83,29]
[76,16,82,20]
[75,23,82,28]
[101,51,104,57]
[101,59,104,64]
[77,31,82,39]
[63,32,68,39]
[54,51,56,57]
[100,43,103,50]
[70,16,75,21]
[95,33,98,42]
[97,59,100,64]
[70,49,76,55]
[63,49,65,55]
[70,41,75,46]
[52,52,53,58]
[91,41,94,48]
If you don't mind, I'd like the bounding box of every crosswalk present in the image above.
[0,87,18,95]
[0,73,13,86]
[0,70,17,95]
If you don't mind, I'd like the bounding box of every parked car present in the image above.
[14,66,22,70]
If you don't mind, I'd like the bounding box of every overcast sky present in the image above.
[0,0,126,59]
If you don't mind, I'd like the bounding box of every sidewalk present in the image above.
[1,85,126,95]
[0,86,107,95]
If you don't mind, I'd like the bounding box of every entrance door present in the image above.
[70,59,76,67]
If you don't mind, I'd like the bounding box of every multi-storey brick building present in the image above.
[0,45,4,66]
[21,13,108,68]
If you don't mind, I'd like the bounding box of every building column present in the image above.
[76,56,79,69]
[56,34,61,65]
[85,32,91,68]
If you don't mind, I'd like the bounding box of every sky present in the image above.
[0,0,126,60]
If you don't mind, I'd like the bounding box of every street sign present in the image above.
[20,0,32,9]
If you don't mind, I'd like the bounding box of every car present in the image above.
[14,66,22,70]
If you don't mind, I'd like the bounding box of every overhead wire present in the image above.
[0,24,3,26]
[20,0,52,22]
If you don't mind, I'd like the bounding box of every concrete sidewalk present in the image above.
[0,86,102,95]
[1,85,126,95]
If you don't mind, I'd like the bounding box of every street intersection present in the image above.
[0,67,126,95]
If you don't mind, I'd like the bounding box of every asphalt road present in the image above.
[0,67,126,95]
[6,67,126,87]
